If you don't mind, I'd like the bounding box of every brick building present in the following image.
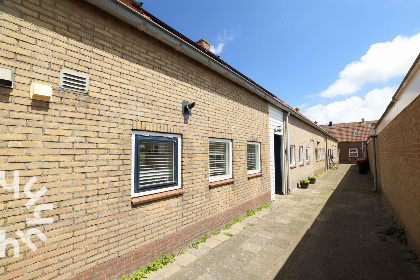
[0,1,337,279]
[324,120,376,163]
[367,54,420,257]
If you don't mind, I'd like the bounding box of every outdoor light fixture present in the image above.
[317,141,320,145]
[182,101,196,124]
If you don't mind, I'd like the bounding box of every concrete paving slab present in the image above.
[157,164,420,280]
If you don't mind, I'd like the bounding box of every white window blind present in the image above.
[349,148,358,157]
[306,147,309,161]
[138,139,175,188]
[299,146,303,163]
[247,142,261,174]
[209,139,231,182]
[290,146,295,165]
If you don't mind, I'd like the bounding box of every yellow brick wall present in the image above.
[285,114,336,189]
[368,94,420,257]
[0,3,270,279]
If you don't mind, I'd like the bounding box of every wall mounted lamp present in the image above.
[182,101,196,124]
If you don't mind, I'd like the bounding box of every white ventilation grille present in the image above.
[59,68,89,93]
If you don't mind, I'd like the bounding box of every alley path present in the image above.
[146,164,420,280]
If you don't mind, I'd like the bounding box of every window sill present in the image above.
[248,173,262,179]
[299,163,304,167]
[209,178,235,188]
[131,189,184,206]
[306,162,310,165]
[290,165,297,169]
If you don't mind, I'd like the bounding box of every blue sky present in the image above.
[143,0,420,124]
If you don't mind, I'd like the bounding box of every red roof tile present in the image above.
[323,121,377,142]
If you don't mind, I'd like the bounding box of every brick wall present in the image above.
[367,94,420,256]
[285,114,335,189]
[0,2,271,279]
[338,141,365,163]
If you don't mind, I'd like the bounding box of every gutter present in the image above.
[286,112,291,194]
[85,0,338,141]
[324,134,328,171]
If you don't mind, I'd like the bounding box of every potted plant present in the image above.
[299,179,310,189]
[308,176,316,184]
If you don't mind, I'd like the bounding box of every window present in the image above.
[349,148,358,157]
[354,131,359,136]
[132,132,181,197]
[299,146,303,164]
[289,145,295,165]
[338,149,340,154]
[315,148,319,160]
[306,147,310,161]
[209,138,232,182]
[247,142,261,174]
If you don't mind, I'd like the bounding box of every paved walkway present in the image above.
[146,164,420,280]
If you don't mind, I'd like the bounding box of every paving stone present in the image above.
[163,165,420,280]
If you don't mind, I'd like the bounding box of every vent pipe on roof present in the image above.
[328,121,332,127]
[361,118,365,123]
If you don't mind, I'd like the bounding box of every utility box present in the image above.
[0,67,14,88]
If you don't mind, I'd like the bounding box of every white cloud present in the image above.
[319,33,420,97]
[210,29,236,55]
[210,43,224,55]
[304,86,396,124]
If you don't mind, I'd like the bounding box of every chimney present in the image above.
[295,107,300,112]
[361,118,365,123]
[196,39,210,51]
[328,121,332,127]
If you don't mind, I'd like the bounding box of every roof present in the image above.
[96,0,337,141]
[323,121,377,142]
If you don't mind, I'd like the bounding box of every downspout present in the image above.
[372,136,378,192]
[324,134,328,171]
[286,112,291,194]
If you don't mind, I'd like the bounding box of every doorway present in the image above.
[274,134,284,195]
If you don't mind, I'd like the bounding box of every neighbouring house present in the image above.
[367,54,420,257]
[323,120,377,163]
[0,1,337,279]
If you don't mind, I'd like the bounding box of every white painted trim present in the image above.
[247,142,261,174]
[376,63,420,135]
[209,138,233,183]
[131,131,182,198]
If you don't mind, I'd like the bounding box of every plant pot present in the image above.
[300,182,309,189]
[309,178,316,184]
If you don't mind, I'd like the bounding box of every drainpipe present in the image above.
[324,134,328,171]
[372,136,378,192]
[286,112,291,194]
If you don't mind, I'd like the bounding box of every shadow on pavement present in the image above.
[274,164,420,280]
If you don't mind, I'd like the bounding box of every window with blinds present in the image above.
[299,146,303,163]
[209,139,232,182]
[290,145,295,165]
[247,142,261,174]
[306,147,310,161]
[134,135,178,192]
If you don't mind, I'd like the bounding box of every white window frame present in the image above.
[131,131,182,198]
[209,138,232,183]
[299,146,303,164]
[306,147,310,162]
[354,131,359,136]
[247,142,261,175]
[289,145,295,166]
[349,148,358,157]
